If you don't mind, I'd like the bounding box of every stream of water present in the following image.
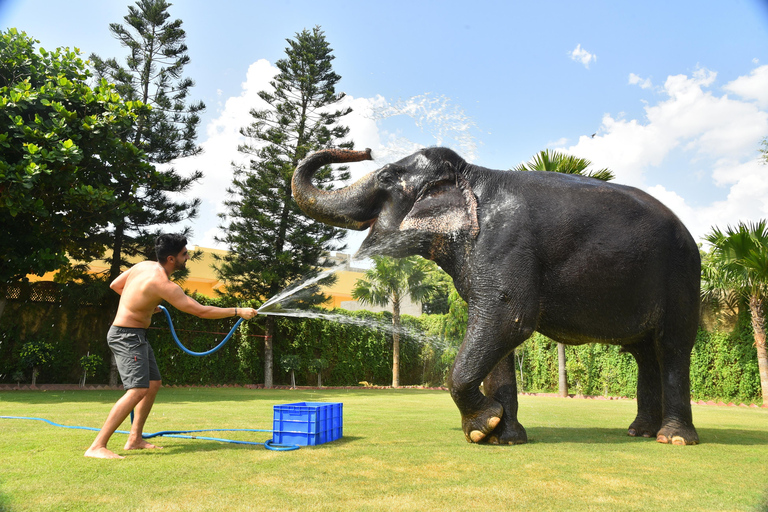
[255,267,456,352]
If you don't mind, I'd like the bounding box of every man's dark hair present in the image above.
[155,233,188,263]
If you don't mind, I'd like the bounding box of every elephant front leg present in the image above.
[448,310,533,444]
[483,351,527,445]
[449,363,503,443]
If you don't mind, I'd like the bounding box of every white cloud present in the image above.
[547,137,569,147]
[557,64,768,243]
[171,59,278,248]
[569,44,596,69]
[628,73,653,89]
[723,64,768,108]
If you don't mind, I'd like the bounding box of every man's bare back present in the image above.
[111,261,174,328]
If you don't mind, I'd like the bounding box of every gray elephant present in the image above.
[292,147,700,446]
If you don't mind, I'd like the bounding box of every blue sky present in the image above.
[3,0,768,254]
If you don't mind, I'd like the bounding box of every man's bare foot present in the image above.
[84,447,124,459]
[124,439,162,451]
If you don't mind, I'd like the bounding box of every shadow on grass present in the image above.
[0,490,12,512]
[754,490,768,512]
[455,427,768,446]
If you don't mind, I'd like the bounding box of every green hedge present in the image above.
[0,291,762,402]
[517,328,761,403]
[139,299,436,387]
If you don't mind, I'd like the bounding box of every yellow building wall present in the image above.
[319,266,365,308]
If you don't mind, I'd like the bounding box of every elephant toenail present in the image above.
[470,430,485,442]
[487,417,501,429]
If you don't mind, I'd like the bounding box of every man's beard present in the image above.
[174,260,187,271]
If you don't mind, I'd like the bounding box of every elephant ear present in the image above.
[399,176,480,238]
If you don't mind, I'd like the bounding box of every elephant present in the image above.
[292,147,701,446]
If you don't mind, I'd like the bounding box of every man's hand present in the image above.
[237,308,258,320]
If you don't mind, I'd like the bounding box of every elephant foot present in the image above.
[627,416,661,438]
[656,423,699,446]
[461,399,504,443]
[485,418,527,445]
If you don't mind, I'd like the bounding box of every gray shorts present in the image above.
[107,326,161,390]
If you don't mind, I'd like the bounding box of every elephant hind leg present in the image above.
[625,337,663,438]
[654,317,700,446]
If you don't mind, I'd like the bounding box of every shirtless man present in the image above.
[84,233,257,459]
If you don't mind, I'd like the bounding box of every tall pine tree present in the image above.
[89,0,204,281]
[216,27,353,388]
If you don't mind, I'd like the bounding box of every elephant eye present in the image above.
[377,166,400,186]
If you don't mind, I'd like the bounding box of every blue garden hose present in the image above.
[157,305,243,356]
[0,416,300,451]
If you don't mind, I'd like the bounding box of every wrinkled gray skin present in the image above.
[292,147,700,446]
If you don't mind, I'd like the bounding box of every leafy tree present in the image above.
[0,29,152,284]
[703,220,768,403]
[216,26,353,388]
[89,0,204,281]
[19,339,54,386]
[280,354,302,389]
[514,148,615,397]
[79,352,104,387]
[307,357,329,387]
[352,255,436,387]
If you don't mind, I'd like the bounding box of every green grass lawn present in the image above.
[1,388,767,512]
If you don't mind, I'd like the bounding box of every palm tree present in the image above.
[514,149,615,397]
[512,149,615,181]
[352,255,436,387]
[704,220,768,403]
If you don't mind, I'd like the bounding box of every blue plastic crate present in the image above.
[272,402,343,446]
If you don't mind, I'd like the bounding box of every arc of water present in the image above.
[258,267,340,313]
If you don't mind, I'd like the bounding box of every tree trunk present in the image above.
[317,372,322,388]
[558,342,568,397]
[290,369,296,389]
[749,296,768,403]
[264,316,274,389]
[392,299,401,388]
[31,366,39,387]
[109,222,125,282]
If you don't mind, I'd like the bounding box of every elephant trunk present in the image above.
[292,148,378,230]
